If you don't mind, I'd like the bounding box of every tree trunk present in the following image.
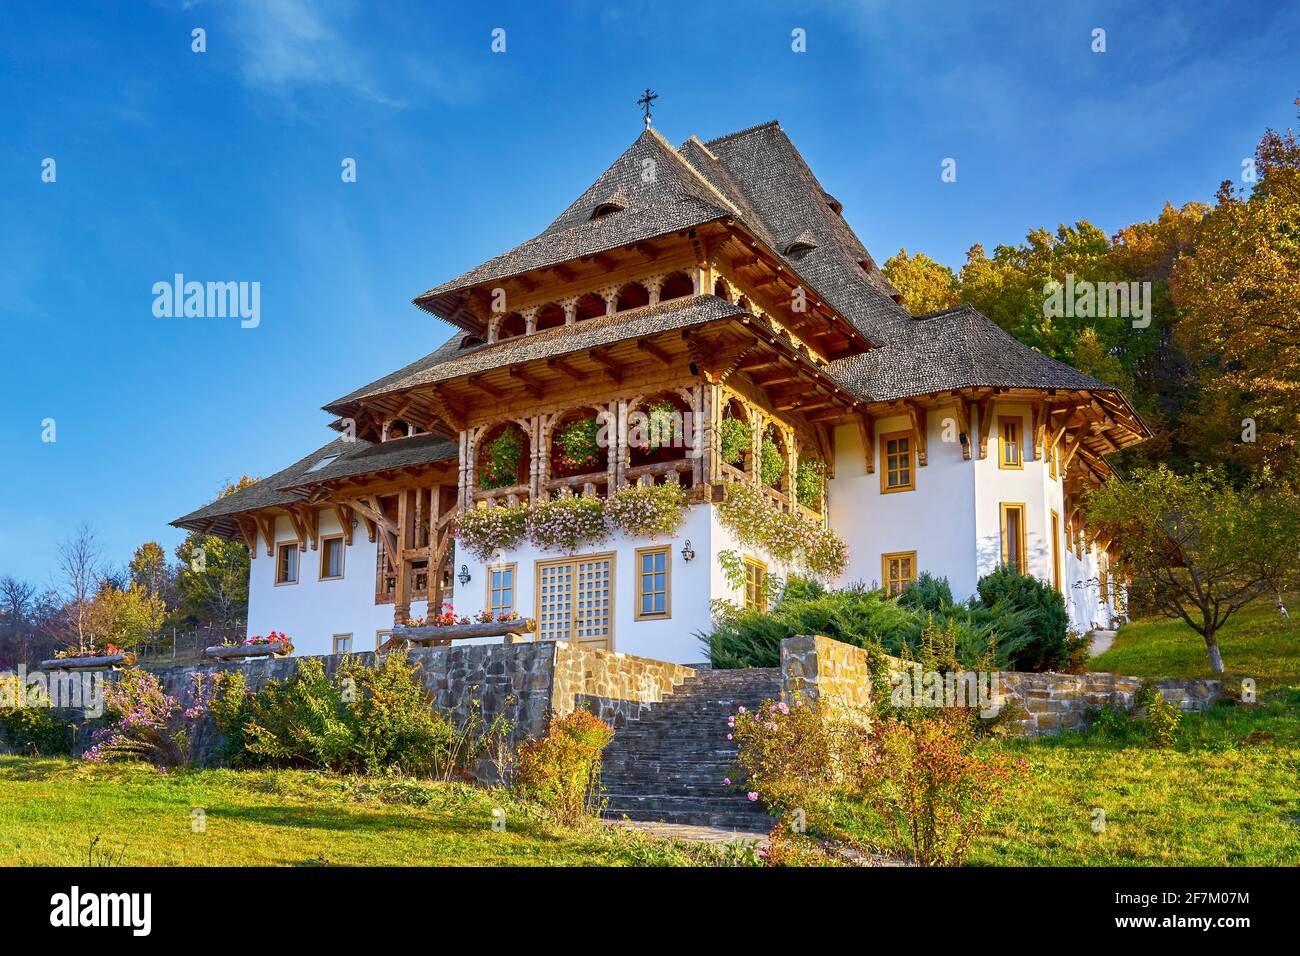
[1204,631,1225,674]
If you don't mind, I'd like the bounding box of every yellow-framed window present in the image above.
[1000,503,1028,574]
[275,542,299,585]
[881,551,917,597]
[319,535,345,580]
[487,563,516,617]
[331,633,353,654]
[743,557,768,612]
[635,546,671,620]
[998,416,1024,469]
[375,629,392,651]
[880,430,914,493]
[1050,510,1062,592]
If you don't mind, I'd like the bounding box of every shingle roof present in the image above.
[413,128,739,308]
[326,294,748,409]
[172,433,456,535]
[829,304,1117,402]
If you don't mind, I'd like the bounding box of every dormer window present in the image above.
[823,192,843,216]
[460,334,485,348]
[783,231,818,259]
[306,454,340,473]
[590,189,628,220]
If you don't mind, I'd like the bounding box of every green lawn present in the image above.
[820,597,1300,865]
[1091,594,1300,687]
[0,758,726,867]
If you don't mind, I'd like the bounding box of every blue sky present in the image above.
[1,0,1295,588]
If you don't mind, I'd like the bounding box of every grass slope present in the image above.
[1091,594,1300,687]
[0,758,724,867]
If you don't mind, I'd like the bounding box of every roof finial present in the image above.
[637,87,658,128]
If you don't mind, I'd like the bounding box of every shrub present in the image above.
[719,416,749,465]
[82,668,220,768]
[478,427,526,490]
[794,458,826,510]
[515,709,614,826]
[214,650,497,778]
[0,702,70,756]
[702,583,1036,672]
[605,482,689,539]
[457,504,529,561]
[1136,681,1182,747]
[856,709,1023,866]
[530,493,609,552]
[898,572,954,613]
[976,566,1070,670]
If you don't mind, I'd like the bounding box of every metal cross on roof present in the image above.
[637,88,658,128]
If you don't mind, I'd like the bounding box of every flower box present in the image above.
[393,620,534,645]
[37,652,135,671]
[203,642,294,661]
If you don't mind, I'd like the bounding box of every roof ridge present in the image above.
[644,126,740,215]
[704,119,782,146]
[680,134,718,160]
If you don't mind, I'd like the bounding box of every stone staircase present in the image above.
[600,667,781,831]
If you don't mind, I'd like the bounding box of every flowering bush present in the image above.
[605,482,689,539]
[719,416,750,465]
[457,503,529,561]
[530,493,609,552]
[856,709,1023,866]
[478,427,525,490]
[515,709,615,826]
[83,669,223,768]
[556,417,601,472]
[54,643,124,659]
[795,458,826,510]
[716,483,848,580]
[730,695,872,816]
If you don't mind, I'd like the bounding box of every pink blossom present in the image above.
[747,792,758,802]
[723,778,732,786]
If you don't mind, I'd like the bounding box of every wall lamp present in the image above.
[457,564,471,586]
[681,540,695,562]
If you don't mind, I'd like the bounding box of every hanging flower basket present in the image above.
[556,417,601,472]
[478,427,526,490]
[719,416,749,466]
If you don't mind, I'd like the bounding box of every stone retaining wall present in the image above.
[777,634,1223,736]
[143,641,694,771]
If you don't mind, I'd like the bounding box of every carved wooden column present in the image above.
[614,399,629,488]
[394,490,414,626]
[750,410,764,486]
[645,274,664,307]
[602,288,619,316]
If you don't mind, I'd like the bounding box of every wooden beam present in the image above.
[588,348,623,384]
[975,395,994,460]
[906,403,928,466]
[953,397,972,460]
[637,339,674,367]
[467,375,504,399]
[255,514,276,557]
[546,357,583,381]
[856,412,875,474]
[332,504,354,547]
[509,367,544,399]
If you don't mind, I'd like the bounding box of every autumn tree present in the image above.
[1171,102,1300,483]
[86,581,166,650]
[1086,466,1300,673]
[882,248,960,315]
[174,477,257,626]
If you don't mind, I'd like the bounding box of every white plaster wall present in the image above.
[247,511,426,657]
[455,503,716,664]
[828,402,978,598]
